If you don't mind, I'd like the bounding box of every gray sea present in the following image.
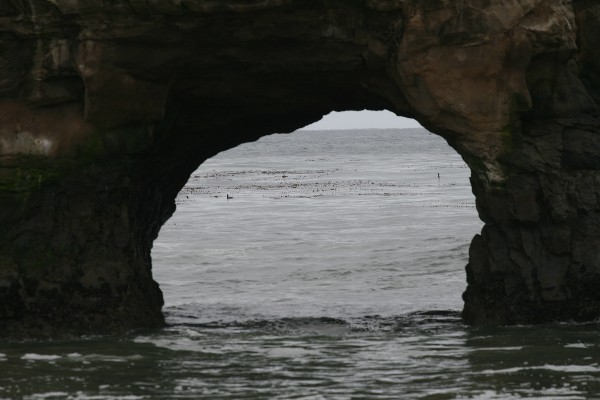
[3,128,600,399]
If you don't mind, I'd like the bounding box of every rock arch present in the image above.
[0,0,598,335]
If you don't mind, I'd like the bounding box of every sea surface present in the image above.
[3,128,600,399]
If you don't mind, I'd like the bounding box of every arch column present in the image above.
[463,116,600,324]
[461,0,600,322]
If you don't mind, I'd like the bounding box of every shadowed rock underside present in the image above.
[0,0,599,336]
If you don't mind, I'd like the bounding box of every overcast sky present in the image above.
[303,110,421,130]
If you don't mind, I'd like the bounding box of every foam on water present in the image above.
[21,354,62,361]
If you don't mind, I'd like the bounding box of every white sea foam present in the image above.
[479,364,600,375]
[23,392,68,399]
[476,346,524,351]
[21,354,62,361]
[59,395,144,400]
[564,343,589,348]
[541,364,600,373]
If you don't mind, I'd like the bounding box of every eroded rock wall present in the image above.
[463,1,600,323]
[0,0,598,335]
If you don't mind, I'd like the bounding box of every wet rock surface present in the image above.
[0,0,599,335]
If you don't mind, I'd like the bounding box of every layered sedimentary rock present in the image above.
[0,0,598,335]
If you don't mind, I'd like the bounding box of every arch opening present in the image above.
[152,111,482,323]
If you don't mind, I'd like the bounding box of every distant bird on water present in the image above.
[227,194,233,200]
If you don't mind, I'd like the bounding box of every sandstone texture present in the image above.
[0,0,599,335]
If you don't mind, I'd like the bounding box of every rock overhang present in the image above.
[0,0,599,335]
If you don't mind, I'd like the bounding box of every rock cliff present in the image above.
[0,0,599,335]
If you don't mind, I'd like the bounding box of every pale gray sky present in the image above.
[303,110,421,130]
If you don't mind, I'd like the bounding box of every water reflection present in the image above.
[464,323,600,398]
[2,316,600,398]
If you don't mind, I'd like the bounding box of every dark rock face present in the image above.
[0,0,598,335]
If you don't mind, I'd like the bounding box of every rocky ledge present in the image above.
[0,0,599,335]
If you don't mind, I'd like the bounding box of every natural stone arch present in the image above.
[0,0,598,335]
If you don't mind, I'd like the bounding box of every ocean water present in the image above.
[2,128,600,399]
